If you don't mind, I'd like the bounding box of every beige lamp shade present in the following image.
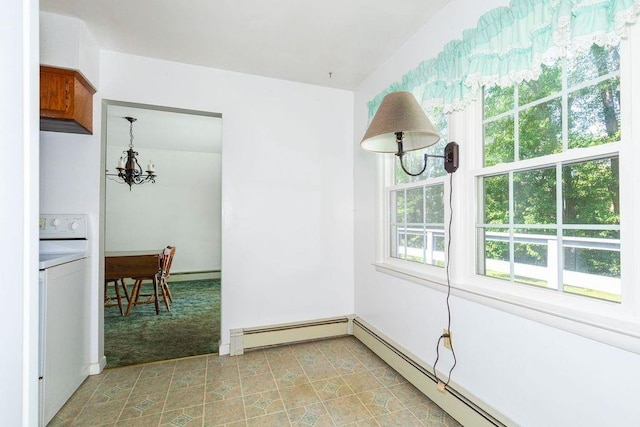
[361,91,441,153]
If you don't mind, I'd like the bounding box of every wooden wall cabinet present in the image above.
[40,66,96,135]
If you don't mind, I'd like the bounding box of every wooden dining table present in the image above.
[105,250,162,314]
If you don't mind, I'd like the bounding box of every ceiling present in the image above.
[40,0,449,90]
[106,104,222,154]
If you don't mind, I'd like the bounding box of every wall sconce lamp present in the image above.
[361,92,458,175]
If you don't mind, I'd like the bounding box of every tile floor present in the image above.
[49,336,461,426]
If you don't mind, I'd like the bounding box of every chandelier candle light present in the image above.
[108,116,157,190]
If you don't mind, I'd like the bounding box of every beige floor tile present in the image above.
[119,389,168,420]
[357,388,405,417]
[329,357,367,376]
[50,337,461,427]
[302,361,340,382]
[272,366,309,388]
[245,410,291,426]
[72,375,105,403]
[116,412,162,427]
[295,350,329,367]
[243,389,285,419]
[240,372,277,395]
[267,352,301,372]
[163,384,205,412]
[278,383,321,410]
[386,383,431,408]
[288,342,320,356]
[346,418,381,426]
[311,376,354,401]
[263,345,295,360]
[237,349,267,363]
[238,359,271,378]
[354,352,389,370]
[315,338,349,352]
[47,399,86,426]
[287,402,334,427]
[171,368,207,390]
[175,356,208,373]
[323,394,373,425]
[406,401,462,426]
[369,367,407,388]
[205,378,243,402]
[207,353,238,368]
[139,361,176,379]
[89,378,137,404]
[341,371,384,394]
[375,408,423,426]
[207,364,240,383]
[339,337,371,355]
[160,404,204,426]
[133,374,173,395]
[203,396,246,426]
[74,398,128,426]
[102,365,144,384]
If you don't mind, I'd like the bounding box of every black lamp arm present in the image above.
[395,132,459,176]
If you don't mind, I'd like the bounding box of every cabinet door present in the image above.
[40,70,73,117]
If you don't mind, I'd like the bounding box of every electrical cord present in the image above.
[433,172,457,388]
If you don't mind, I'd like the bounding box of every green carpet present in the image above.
[104,279,220,368]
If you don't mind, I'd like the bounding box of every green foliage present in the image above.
[480,43,621,285]
[519,63,562,105]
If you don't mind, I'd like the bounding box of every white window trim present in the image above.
[378,146,451,281]
[373,23,640,355]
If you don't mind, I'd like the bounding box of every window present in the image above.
[387,107,448,268]
[478,44,621,302]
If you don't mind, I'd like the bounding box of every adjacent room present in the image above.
[4,0,640,426]
[103,103,222,367]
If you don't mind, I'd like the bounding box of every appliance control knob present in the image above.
[70,222,79,230]
[51,218,60,227]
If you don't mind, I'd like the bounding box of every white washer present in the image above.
[39,214,90,426]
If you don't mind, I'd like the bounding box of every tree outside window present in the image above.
[479,44,621,303]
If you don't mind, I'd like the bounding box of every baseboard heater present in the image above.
[353,318,510,427]
[170,270,221,281]
[230,316,352,355]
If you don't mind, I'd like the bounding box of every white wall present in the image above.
[39,11,105,371]
[105,145,222,273]
[98,50,355,358]
[40,10,353,370]
[353,1,640,426]
[40,11,100,87]
[0,0,39,424]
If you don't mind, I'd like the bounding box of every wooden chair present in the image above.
[104,278,130,316]
[125,246,176,316]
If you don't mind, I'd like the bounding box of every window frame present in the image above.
[376,108,452,282]
[373,23,640,355]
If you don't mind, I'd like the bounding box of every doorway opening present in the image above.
[101,100,222,368]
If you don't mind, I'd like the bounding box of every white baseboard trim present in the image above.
[353,317,511,427]
[218,342,230,356]
[229,316,353,355]
[89,355,107,375]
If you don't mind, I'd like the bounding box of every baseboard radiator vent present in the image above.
[230,316,353,355]
[170,270,221,282]
[353,318,511,427]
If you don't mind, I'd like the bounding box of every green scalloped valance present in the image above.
[368,0,640,118]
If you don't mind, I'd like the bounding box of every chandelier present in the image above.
[107,116,157,190]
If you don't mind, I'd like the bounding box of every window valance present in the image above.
[368,0,640,118]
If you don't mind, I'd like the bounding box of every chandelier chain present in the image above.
[129,120,134,149]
